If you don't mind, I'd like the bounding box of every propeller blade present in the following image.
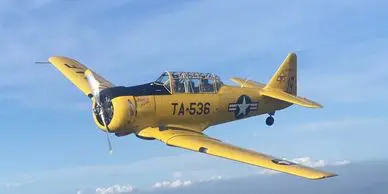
[105,127,113,154]
[85,69,113,154]
[99,108,113,154]
[85,69,101,102]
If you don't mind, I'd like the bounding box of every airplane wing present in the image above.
[230,77,266,88]
[48,56,114,97]
[261,88,322,108]
[137,127,337,180]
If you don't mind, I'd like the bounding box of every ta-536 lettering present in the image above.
[172,102,210,116]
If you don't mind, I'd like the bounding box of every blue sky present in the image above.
[1,0,388,193]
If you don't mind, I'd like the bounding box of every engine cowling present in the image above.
[92,96,136,132]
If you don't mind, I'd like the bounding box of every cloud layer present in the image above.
[86,157,349,194]
[96,185,135,194]
[153,180,192,189]
[257,157,350,175]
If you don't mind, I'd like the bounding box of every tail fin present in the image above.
[265,53,297,95]
[262,53,322,108]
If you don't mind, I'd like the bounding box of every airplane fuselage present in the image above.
[93,84,291,134]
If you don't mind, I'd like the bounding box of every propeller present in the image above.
[84,69,113,154]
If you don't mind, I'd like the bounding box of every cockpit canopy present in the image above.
[154,71,224,94]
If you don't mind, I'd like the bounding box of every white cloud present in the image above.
[77,190,83,194]
[292,157,327,167]
[209,175,223,181]
[258,157,350,175]
[152,174,226,190]
[258,169,279,175]
[95,184,135,194]
[197,175,225,183]
[333,160,351,166]
[291,157,351,168]
[153,180,192,189]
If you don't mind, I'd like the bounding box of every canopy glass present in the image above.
[154,71,224,94]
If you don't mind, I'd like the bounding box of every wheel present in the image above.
[266,116,274,126]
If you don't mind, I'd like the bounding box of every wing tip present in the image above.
[48,56,58,64]
[301,98,323,108]
[48,56,67,64]
[308,103,323,109]
[48,56,79,64]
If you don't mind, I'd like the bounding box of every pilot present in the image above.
[174,79,185,93]
[201,79,213,92]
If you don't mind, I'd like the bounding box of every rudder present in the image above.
[265,53,297,95]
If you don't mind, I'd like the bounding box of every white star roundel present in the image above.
[228,95,258,119]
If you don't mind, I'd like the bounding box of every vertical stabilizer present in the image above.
[265,53,297,95]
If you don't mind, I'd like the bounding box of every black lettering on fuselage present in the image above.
[171,103,178,115]
[171,102,211,116]
[178,103,185,115]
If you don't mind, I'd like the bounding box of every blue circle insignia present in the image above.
[228,95,258,119]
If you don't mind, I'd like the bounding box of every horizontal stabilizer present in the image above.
[230,77,266,88]
[261,88,322,108]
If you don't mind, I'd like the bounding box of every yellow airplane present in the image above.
[47,52,337,180]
